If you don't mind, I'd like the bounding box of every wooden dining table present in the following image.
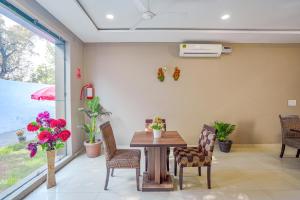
[130,131,187,191]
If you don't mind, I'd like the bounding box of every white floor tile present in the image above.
[24,144,300,200]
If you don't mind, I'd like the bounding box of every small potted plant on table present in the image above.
[16,129,26,142]
[213,121,236,153]
[79,96,111,158]
[150,117,164,139]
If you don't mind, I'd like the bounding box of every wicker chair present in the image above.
[279,115,300,158]
[174,124,216,189]
[144,119,170,172]
[100,122,141,191]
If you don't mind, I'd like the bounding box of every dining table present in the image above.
[130,131,187,191]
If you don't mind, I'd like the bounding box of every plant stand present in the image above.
[46,150,56,189]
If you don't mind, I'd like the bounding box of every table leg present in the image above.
[142,146,174,191]
[154,147,160,184]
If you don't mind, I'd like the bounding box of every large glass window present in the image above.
[0,5,66,197]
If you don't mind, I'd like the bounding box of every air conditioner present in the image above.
[179,44,232,57]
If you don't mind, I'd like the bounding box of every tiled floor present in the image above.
[25,145,300,200]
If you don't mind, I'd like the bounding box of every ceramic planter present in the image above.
[46,150,56,189]
[218,140,232,153]
[17,136,26,142]
[84,139,102,158]
[153,129,162,139]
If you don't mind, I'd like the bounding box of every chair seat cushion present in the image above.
[285,138,300,148]
[173,146,198,157]
[174,147,211,167]
[107,149,141,168]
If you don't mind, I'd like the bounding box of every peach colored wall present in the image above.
[84,43,300,145]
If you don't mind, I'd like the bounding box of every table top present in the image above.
[130,131,187,147]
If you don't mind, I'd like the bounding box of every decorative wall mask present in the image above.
[157,67,165,82]
[173,67,181,81]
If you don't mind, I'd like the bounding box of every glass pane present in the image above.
[0,11,65,194]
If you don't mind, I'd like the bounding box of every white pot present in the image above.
[153,129,162,138]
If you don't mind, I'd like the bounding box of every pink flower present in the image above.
[38,130,52,143]
[58,130,71,142]
[50,120,59,128]
[27,122,40,132]
[57,119,66,128]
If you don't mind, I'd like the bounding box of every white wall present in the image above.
[10,0,85,154]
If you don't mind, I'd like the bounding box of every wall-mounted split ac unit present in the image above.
[179,44,232,57]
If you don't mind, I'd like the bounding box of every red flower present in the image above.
[57,119,66,128]
[58,130,71,142]
[27,122,40,132]
[38,130,52,143]
[50,120,59,128]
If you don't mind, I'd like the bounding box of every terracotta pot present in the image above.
[46,150,56,189]
[84,140,102,158]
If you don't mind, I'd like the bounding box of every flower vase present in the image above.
[153,129,162,139]
[46,150,56,189]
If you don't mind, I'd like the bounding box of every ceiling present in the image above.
[35,0,300,43]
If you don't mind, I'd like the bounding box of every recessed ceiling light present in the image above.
[221,14,230,20]
[106,14,114,20]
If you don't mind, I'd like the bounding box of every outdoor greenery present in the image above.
[0,142,46,192]
[0,17,33,81]
[213,121,236,142]
[30,43,55,84]
[0,15,54,84]
[79,96,111,143]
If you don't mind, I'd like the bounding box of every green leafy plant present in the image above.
[213,121,236,142]
[79,96,111,144]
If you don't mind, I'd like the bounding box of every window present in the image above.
[0,2,66,198]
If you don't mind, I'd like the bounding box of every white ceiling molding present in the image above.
[36,0,300,43]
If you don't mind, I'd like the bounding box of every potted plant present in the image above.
[16,129,26,142]
[150,117,164,139]
[79,96,111,158]
[26,111,71,189]
[213,121,236,153]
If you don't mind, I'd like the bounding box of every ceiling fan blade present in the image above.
[133,0,148,12]
[130,18,144,30]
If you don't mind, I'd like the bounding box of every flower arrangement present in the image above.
[16,129,26,142]
[16,129,24,137]
[26,111,71,158]
[150,117,164,131]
